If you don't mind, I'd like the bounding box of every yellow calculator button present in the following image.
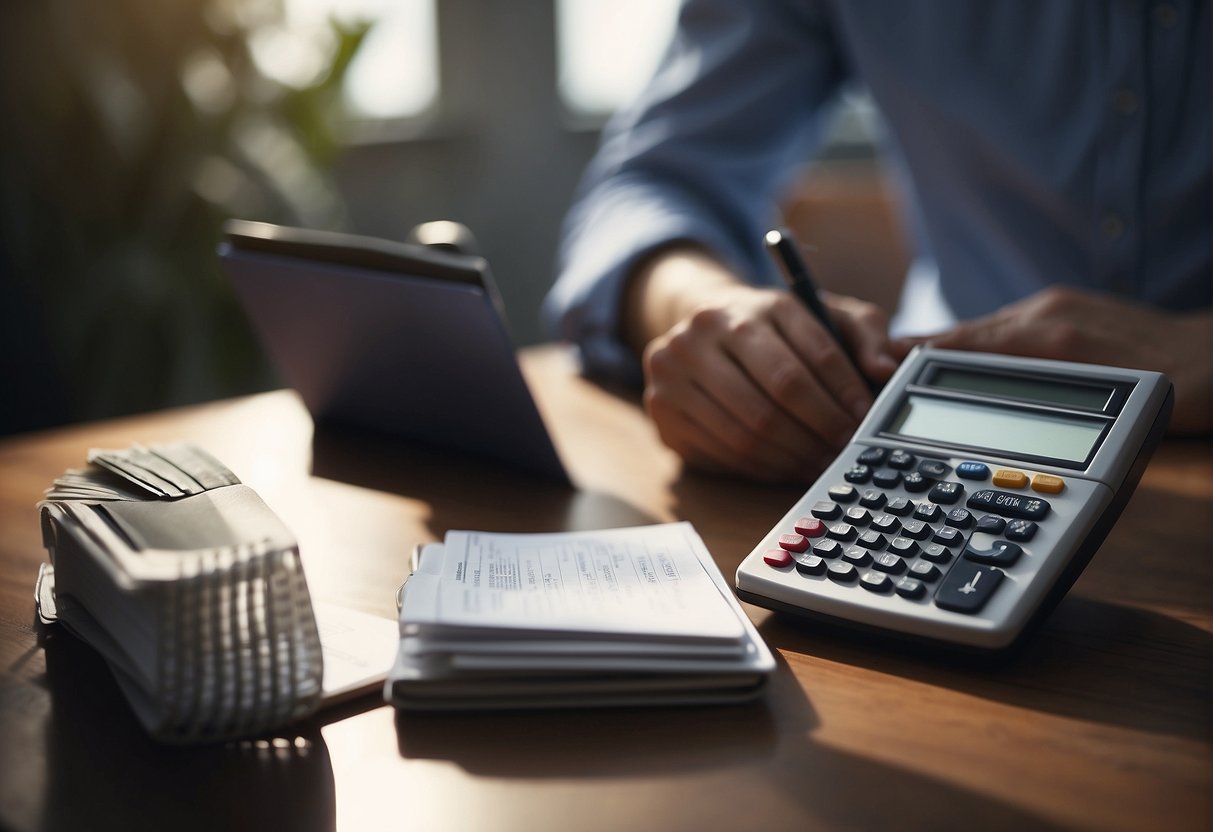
[992,469,1029,488]
[1032,474,1066,494]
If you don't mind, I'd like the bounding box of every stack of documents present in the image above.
[36,443,325,743]
[387,522,775,709]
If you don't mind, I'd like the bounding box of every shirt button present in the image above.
[1154,3,1179,27]
[1112,88,1139,115]
[1101,214,1125,240]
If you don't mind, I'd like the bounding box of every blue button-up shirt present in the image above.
[543,0,1211,384]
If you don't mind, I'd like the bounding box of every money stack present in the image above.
[36,443,323,743]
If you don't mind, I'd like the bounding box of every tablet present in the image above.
[219,220,570,484]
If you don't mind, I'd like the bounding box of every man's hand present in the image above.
[623,246,899,481]
[893,287,1212,435]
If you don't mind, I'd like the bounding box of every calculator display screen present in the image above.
[929,367,1113,410]
[888,395,1105,463]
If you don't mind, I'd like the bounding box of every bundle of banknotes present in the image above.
[36,442,324,743]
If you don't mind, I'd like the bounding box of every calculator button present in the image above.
[845,465,873,484]
[764,549,793,567]
[843,546,873,567]
[885,497,915,516]
[794,517,827,537]
[871,513,901,534]
[900,519,931,540]
[956,461,990,480]
[908,560,941,582]
[811,500,842,520]
[845,506,872,527]
[903,472,931,493]
[826,523,857,541]
[828,485,859,503]
[967,490,1051,520]
[860,570,893,593]
[928,481,964,505]
[917,459,952,479]
[813,539,844,559]
[992,469,1029,489]
[778,533,810,552]
[1032,474,1066,494]
[857,530,886,550]
[888,537,919,558]
[827,561,859,583]
[888,449,917,470]
[872,469,903,489]
[894,577,926,599]
[913,503,942,523]
[975,515,1007,534]
[859,489,887,509]
[858,447,888,466]
[962,536,1023,567]
[945,508,975,529]
[792,552,827,576]
[920,543,953,563]
[1005,520,1038,542]
[932,526,963,547]
[873,552,908,574]
[935,563,1005,614]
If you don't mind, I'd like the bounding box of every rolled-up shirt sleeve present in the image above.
[543,0,848,384]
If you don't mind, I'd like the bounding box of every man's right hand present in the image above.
[623,246,899,482]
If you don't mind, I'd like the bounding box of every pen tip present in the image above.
[764,228,784,246]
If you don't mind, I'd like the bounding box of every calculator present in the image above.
[734,347,1173,651]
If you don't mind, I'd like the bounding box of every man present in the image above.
[544,0,1211,481]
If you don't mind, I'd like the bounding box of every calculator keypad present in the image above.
[758,447,1063,616]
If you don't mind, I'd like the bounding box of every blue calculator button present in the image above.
[956,461,991,480]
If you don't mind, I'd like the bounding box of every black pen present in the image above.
[764,227,879,394]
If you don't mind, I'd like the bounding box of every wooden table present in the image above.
[1,346,1209,831]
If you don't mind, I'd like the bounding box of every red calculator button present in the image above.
[794,517,826,537]
[778,533,810,552]
[763,548,793,567]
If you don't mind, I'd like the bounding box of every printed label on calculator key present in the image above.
[966,489,1051,520]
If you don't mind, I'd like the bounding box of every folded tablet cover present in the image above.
[220,222,569,483]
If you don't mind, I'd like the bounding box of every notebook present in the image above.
[219,220,570,484]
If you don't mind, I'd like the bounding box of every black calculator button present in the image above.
[932,526,963,547]
[792,552,827,576]
[945,508,975,529]
[888,449,916,470]
[845,465,873,484]
[956,461,991,480]
[828,485,859,504]
[913,503,942,523]
[903,472,931,493]
[917,459,952,479]
[975,515,1006,534]
[928,481,964,505]
[811,500,842,520]
[885,497,914,516]
[826,523,857,541]
[858,447,888,466]
[935,563,1005,614]
[845,506,872,527]
[1005,520,1038,542]
[857,530,886,550]
[888,537,919,558]
[962,537,1023,567]
[894,577,926,599]
[920,543,953,563]
[814,539,844,559]
[842,546,873,567]
[966,489,1051,520]
[900,519,931,540]
[827,561,859,582]
[871,513,901,534]
[860,570,893,593]
[872,552,907,574]
[908,560,941,582]
[859,489,887,509]
[872,469,902,489]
